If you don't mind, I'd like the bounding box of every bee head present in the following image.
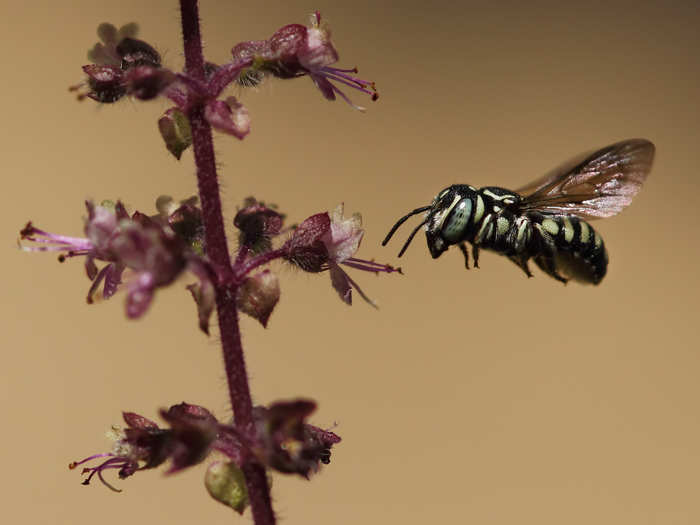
[382,185,467,259]
[424,186,462,259]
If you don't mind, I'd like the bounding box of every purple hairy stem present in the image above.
[179,1,275,524]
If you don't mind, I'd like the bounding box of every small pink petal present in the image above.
[204,98,250,140]
[329,264,352,305]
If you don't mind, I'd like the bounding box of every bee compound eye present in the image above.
[442,198,472,242]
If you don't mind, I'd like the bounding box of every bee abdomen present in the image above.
[535,215,608,284]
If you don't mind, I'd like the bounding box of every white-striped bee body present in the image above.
[382,139,654,285]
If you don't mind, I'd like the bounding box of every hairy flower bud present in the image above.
[205,461,249,514]
[283,212,331,272]
[81,64,126,103]
[234,198,284,253]
[116,37,162,70]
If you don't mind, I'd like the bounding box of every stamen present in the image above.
[325,66,359,74]
[74,455,132,492]
[329,84,366,112]
[322,69,373,89]
[342,258,402,274]
[97,468,123,493]
[69,453,114,469]
[322,72,377,96]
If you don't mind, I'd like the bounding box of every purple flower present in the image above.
[283,204,401,306]
[20,198,212,320]
[247,399,340,477]
[69,403,219,492]
[86,22,141,67]
[72,22,167,103]
[204,96,250,139]
[232,12,378,110]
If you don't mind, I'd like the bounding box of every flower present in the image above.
[71,22,171,103]
[70,404,219,492]
[248,399,341,477]
[86,22,141,67]
[231,12,378,110]
[71,400,340,491]
[19,198,212,320]
[204,96,250,139]
[283,204,401,306]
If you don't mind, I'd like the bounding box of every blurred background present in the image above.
[3,1,700,523]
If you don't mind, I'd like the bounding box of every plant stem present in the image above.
[235,248,286,280]
[179,1,275,523]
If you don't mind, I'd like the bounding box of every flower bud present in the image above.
[158,108,192,160]
[205,461,248,514]
[116,37,161,69]
[236,270,280,328]
[234,198,284,253]
[82,64,126,103]
[282,212,331,272]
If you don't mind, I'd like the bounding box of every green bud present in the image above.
[158,108,192,160]
[204,461,249,514]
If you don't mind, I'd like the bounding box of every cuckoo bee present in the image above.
[382,139,654,284]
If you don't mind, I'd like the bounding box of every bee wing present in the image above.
[516,139,655,220]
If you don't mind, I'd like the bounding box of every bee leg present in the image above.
[471,244,480,268]
[458,243,470,269]
[509,255,533,278]
[534,255,569,284]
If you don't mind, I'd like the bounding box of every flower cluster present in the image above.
[20,197,212,321]
[72,14,377,161]
[71,22,174,103]
[19,198,399,332]
[30,6,394,523]
[70,400,339,508]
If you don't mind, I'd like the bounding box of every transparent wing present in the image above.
[516,139,655,220]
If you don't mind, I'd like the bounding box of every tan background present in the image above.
[3,0,700,523]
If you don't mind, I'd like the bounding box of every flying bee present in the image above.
[382,139,655,284]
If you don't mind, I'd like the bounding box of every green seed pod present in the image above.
[204,461,248,514]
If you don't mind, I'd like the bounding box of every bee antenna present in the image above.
[397,218,428,258]
[381,206,431,246]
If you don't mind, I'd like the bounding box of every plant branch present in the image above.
[179,1,275,523]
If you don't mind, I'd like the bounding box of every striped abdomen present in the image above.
[528,213,608,284]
